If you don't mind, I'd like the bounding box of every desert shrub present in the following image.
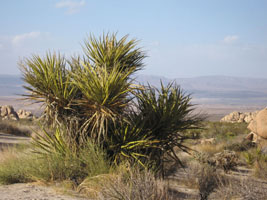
[78,165,175,200]
[211,150,239,172]
[194,150,238,172]
[225,139,255,152]
[241,147,265,166]
[201,121,249,141]
[198,165,219,200]
[20,33,203,173]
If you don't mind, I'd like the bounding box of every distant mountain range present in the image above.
[1,74,267,106]
[0,74,24,96]
[137,75,267,106]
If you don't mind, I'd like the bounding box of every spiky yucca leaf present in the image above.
[19,52,78,123]
[131,82,203,169]
[83,33,145,73]
[107,120,160,168]
[71,63,135,143]
[31,126,69,156]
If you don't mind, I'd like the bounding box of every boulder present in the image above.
[0,105,19,120]
[248,108,267,139]
[17,109,34,120]
[245,132,258,143]
[221,111,258,123]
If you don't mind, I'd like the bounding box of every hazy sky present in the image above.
[0,0,267,78]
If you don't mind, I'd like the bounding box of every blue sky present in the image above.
[0,0,266,78]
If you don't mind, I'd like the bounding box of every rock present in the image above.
[0,105,36,121]
[200,138,216,145]
[245,132,258,143]
[17,109,34,120]
[221,111,258,123]
[0,105,19,120]
[247,120,257,133]
[248,108,267,139]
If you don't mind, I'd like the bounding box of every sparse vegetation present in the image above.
[0,120,32,136]
[0,141,110,185]
[198,165,219,200]
[0,33,205,199]
[1,32,266,200]
[79,166,175,200]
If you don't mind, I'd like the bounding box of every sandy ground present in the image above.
[0,183,87,200]
[0,133,30,149]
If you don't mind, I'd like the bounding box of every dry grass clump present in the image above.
[198,165,220,200]
[0,141,111,185]
[79,165,175,200]
[180,160,267,200]
[0,120,32,136]
[254,160,267,180]
[0,145,33,184]
[195,143,225,156]
[212,176,267,200]
[173,161,222,200]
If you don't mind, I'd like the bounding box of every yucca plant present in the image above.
[83,33,145,73]
[101,82,202,173]
[131,82,202,171]
[71,63,136,143]
[19,52,78,125]
[106,120,160,168]
[20,33,203,175]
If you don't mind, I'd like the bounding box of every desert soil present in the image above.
[0,183,87,200]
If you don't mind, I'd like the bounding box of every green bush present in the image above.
[0,141,111,185]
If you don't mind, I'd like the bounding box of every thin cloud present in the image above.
[55,0,85,14]
[223,35,239,44]
[12,31,41,45]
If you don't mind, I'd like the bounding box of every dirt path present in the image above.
[0,132,30,144]
[0,183,87,200]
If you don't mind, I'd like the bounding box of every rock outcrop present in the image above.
[247,108,267,139]
[0,105,35,121]
[0,105,19,120]
[220,111,258,123]
[17,109,34,120]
